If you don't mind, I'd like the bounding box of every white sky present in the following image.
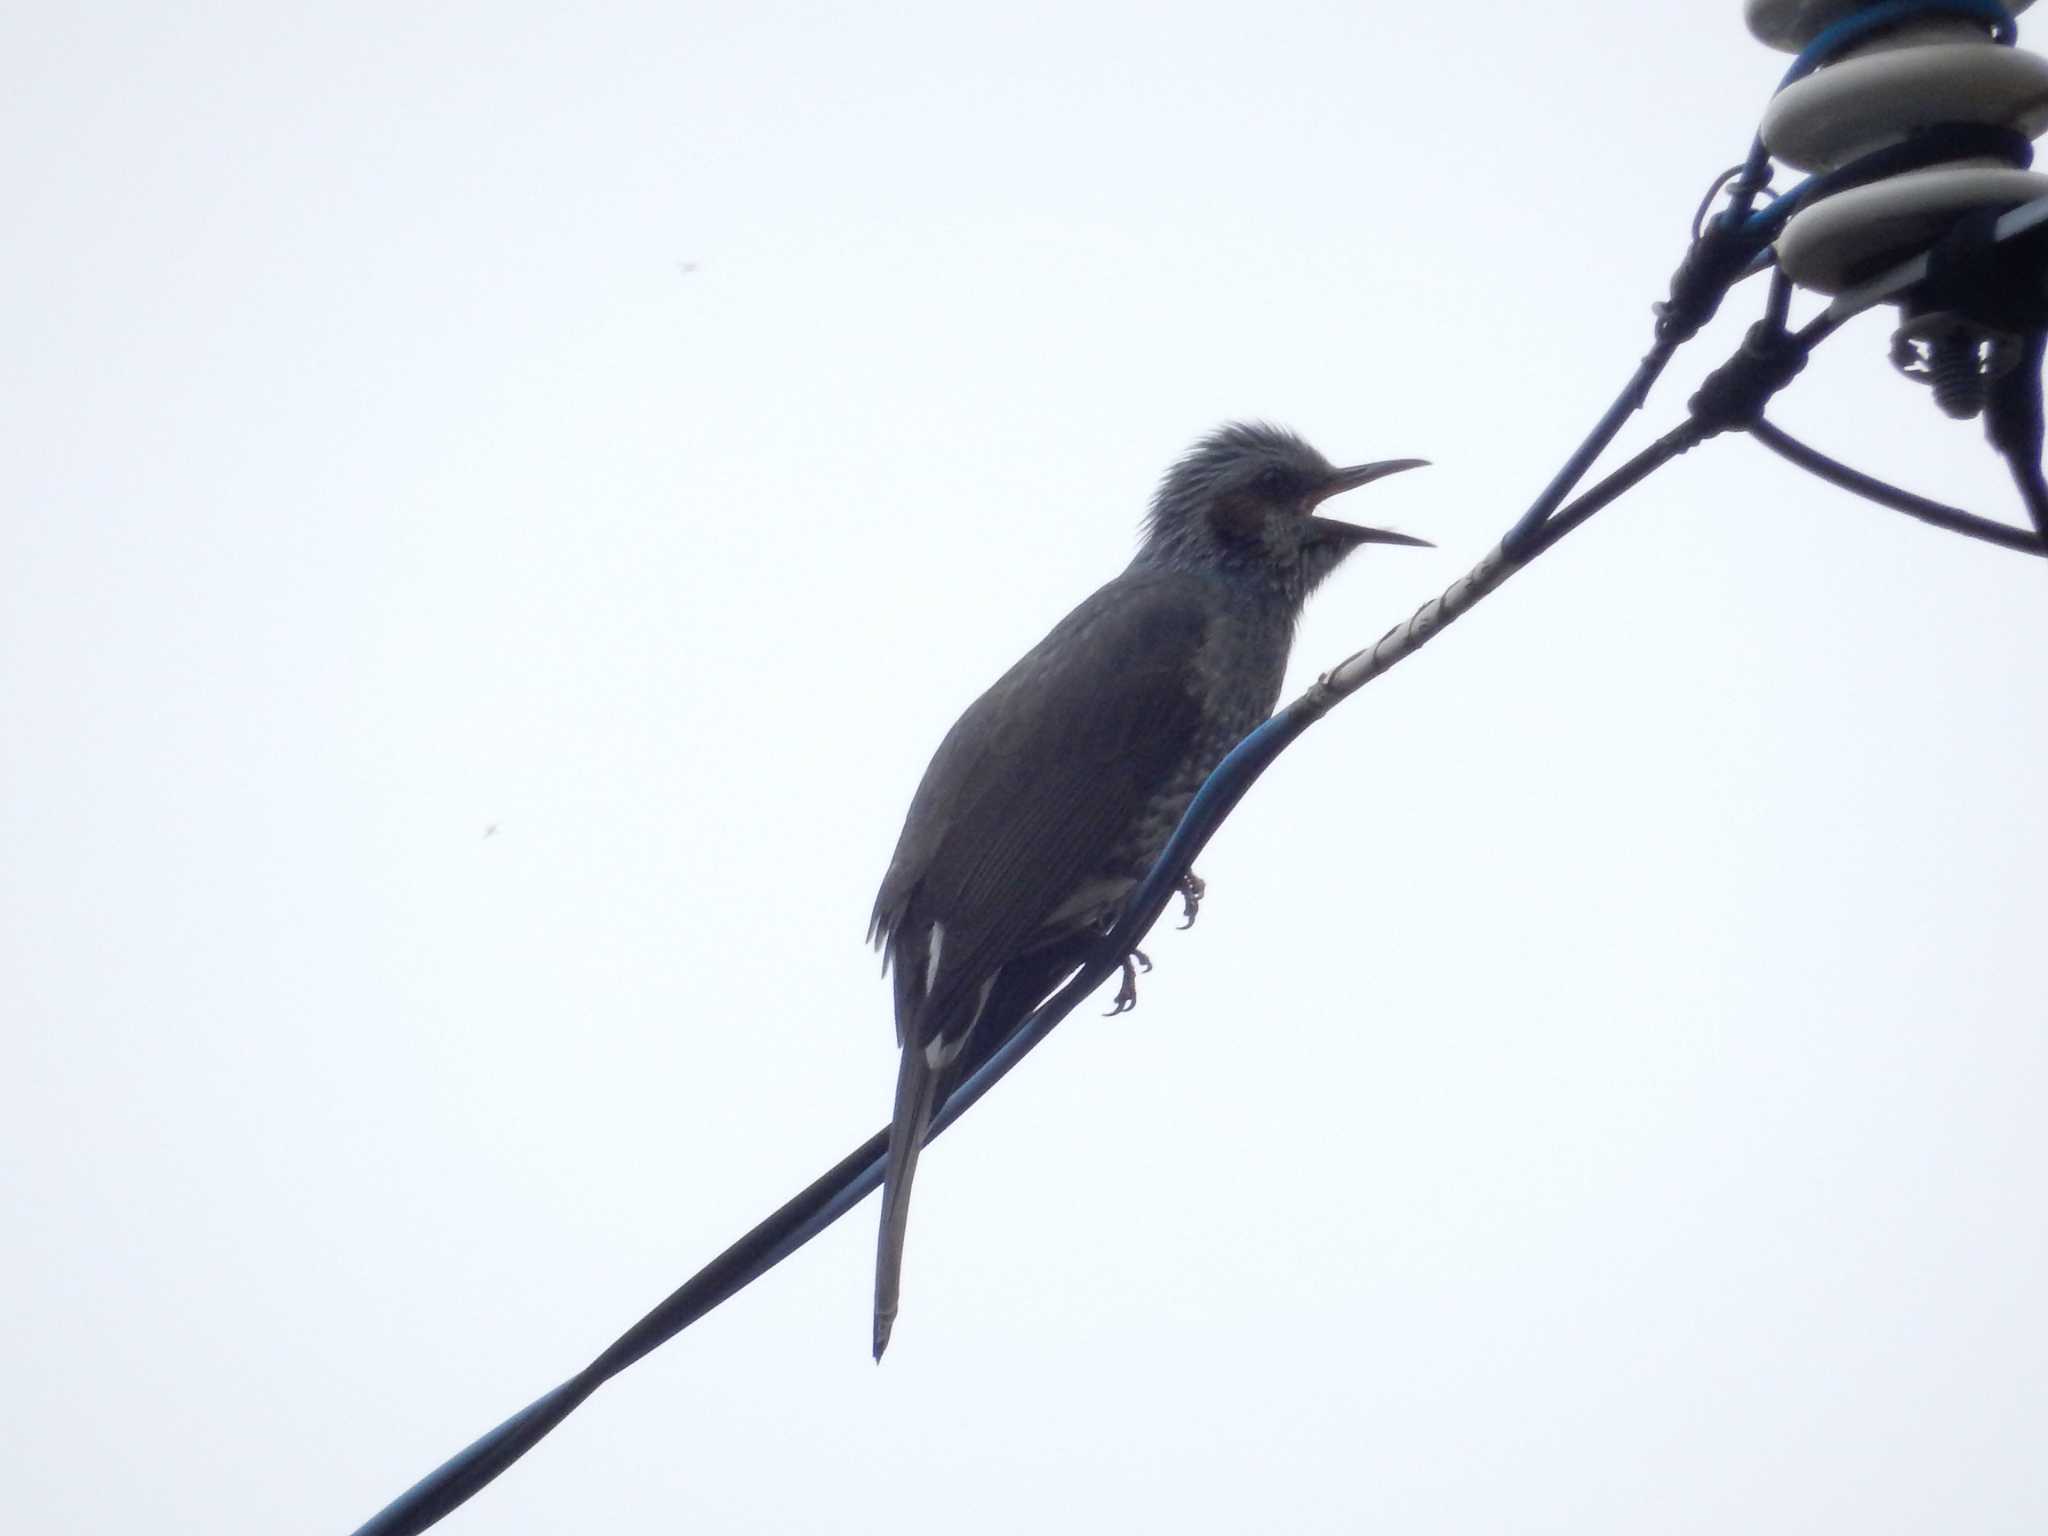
[6,4,2046,1533]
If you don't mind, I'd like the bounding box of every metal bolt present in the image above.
[1891,311,2017,423]
[1926,332,1990,419]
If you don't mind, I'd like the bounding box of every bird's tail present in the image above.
[874,1043,941,1361]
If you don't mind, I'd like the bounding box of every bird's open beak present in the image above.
[1307,458,1432,547]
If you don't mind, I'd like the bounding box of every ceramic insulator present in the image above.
[1745,1,2048,290]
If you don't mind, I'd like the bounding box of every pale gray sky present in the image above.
[6,4,2046,1533]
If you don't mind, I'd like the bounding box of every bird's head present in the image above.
[1139,422,1429,603]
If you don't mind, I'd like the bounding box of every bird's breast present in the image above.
[1085,612,1288,907]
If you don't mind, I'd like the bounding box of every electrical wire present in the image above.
[344,5,2047,1530]
[1751,417,2047,553]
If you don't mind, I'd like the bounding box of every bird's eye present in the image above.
[1256,465,1291,493]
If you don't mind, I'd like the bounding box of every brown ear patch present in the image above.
[1207,489,1268,548]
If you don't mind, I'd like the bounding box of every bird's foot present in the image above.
[1176,870,1207,930]
[1107,947,1152,1015]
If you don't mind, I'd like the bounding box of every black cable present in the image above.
[1986,328,2048,537]
[1750,417,2047,554]
[1763,267,1793,332]
[2005,447,2048,538]
[1501,342,1677,561]
[1514,422,1713,564]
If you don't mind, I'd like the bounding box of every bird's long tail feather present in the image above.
[874,1044,941,1360]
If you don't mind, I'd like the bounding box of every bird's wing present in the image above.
[871,571,1213,1050]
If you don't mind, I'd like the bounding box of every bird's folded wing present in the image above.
[873,573,1212,1047]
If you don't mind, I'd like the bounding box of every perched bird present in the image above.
[867,422,1428,1358]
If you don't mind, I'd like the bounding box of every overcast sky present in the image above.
[7,4,2047,1533]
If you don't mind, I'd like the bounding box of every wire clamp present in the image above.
[1688,321,1813,433]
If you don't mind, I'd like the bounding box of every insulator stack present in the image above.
[1747,0,2048,291]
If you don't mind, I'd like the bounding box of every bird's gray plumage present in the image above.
[868,422,1427,1358]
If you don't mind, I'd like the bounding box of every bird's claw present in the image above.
[1107,947,1151,1015]
[1176,870,1207,930]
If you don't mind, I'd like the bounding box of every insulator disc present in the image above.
[1762,41,2048,169]
[1775,162,2048,288]
[1746,0,2034,52]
